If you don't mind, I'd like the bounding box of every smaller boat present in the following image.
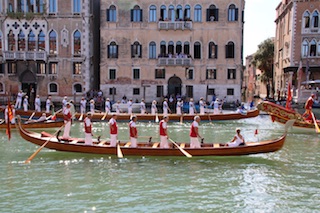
[257,101,319,132]
[17,118,294,157]
[0,118,64,129]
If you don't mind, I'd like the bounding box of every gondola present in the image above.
[0,119,64,129]
[257,101,319,132]
[7,107,260,122]
[17,118,294,157]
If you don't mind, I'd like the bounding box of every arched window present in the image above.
[168,41,174,55]
[38,30,45,51]
[312,11,319,28]
[149,42,156,59]
[131,41,142,58]
[149,5,157,22]
[28,31,36,51]
[310,39,317,57]
[226,41,235,58]
[194,4,202,22]
[207,5,219,22]
[107,5,117,22]
[131,5,142,22]
[108,41,118,58]
[176,41,182,55]
[18,30,25,51]
[49,83,58,94]
[168,5,175,21]
[49,30,57,54]
[318,41,320,56]
[160,5,167,20]
[194,42,201,59]
[0,31,2,50]
[184,5,191,20]
[303,11,310,28]
[228,4,238,21]
[49,0,57,14]
[176,5,183,20]
[184,41,190,55]
[209,42,218,59]
[301,40,308,57]
[8,30,15,51]
[73,30,81,55]
[74,83,82,93]
[73,0,81,14]
[160,41,166,56]
[0,83,4,93]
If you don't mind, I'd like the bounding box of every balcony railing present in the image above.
[4,51,47,61]
[158,58,192,66]
[158,21,192,30]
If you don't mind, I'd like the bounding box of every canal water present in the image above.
[0,115,319,212]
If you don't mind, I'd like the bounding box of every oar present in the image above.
[28,112,36,120]
[169,138,192,158]
[46,108,63,120]
[24,123,66,164]
[117,141,123,158]
[101,112,108,120]
[155,113,159,123]
[79,113,84,121]
[180,114,183,124]
[207,112,214,126]
[311,112,320,133]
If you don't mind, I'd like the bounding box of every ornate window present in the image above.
[228,4,238,21]
[73,30,81,55]
[303,11,310,28]
[131,5,142,22]
[131,41,142,58]
[74,84,82,93]
[168,41,174,55]
[310,39,317,57]
[49,62,58,74]
[73,0,81,14]
[184,5,191,20]
[108,41,118,58]
[49,0,57,14]
[149,42,156,59]
[149,5,157,22]
[49,83,58,94]
[107,5,117,22]
[18,30,26,51]
[209,42,218,59]
[312,11,319,28]
[73,62,82,74]
[28,31,36,51]
[225,41,235,58]
[176,5,183,20]
[8,30,15,51]
[206,5,219,22]
[38,30,45,51]
[160,41,166,56]
[194,4,202,22]
[176,41,182,55]
[160,5,167,20]
[18,0,25,13]
[302,40,309,57]
[168,5,175,21]
[184,41,190,55]
[37,62,46,74]
[194,42,201,59]
[49,30,57,54]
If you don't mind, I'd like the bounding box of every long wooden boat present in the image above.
[6,106,260,122]
[257,101,319,132]
[0,119,64,129]
[17,119,294,157]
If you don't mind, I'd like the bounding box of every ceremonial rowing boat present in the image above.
[7,107,260,122]
[257,101,319,132]
[17,119,294,157]
[0,120,64,129]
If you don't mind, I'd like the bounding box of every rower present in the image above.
[129,116,138,147]
[225,128,245,147]
[189,116,203,148]
[62,102,72,139]
[84,112,93,145]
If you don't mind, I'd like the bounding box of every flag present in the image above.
[6,100,13,141]
[286,82,292,110]
[254,129,258,136]
[297,60,303,102]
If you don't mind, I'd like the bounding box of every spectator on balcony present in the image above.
[159,17,163,21]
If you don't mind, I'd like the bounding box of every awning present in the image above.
[283,66,320,73]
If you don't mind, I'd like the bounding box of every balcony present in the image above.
[4,51,47,61]
[158,58,192,66]
[158,21,192,30]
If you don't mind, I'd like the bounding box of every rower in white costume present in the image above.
[80,97,87,114]
[15,90,24,109]
[199,97,206,115]
[151,100,157,115]
[23,96,29,111]
[35,95,41,112]
[105,98,111,113]
[140,99,146,114]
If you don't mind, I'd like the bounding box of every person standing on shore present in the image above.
[199,97,206,115]
[189,98,196,115]
[35,95,41,112]
[45,96,53,113]
[15,90,24,109]
[23,96,29,112]
[80,97,87,114]
[151,100,157,115]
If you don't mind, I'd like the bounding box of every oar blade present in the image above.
[117,142,123,158]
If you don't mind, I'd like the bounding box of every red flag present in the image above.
[6,101,13,141]
[254,129,258,136]
[286,83,292,110]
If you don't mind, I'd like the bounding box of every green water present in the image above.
[0,116,319,212]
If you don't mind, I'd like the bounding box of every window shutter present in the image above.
[225,45,228,58]
[107,45,110,58]
[214,9,219,21]
[215,45,218,59]
[206,70,208,79]
[140,9,143,22]
[234,70,236,79]
[208,44,212,59]
[116,45,118,58]
[139,45,142,58]
[235,8,239,21]
[206,9,210,21]
[130,9,133,21]
[131,45,134,58]
[242,11,244,23]
[106,9,110,21]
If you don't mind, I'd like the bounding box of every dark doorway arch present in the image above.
[168,75,182,97]
[20,70,37,110]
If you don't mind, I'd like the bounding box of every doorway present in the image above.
[20,70,37,110]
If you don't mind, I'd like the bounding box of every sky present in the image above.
[243,0,280,59]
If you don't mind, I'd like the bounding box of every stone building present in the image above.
[0,0,95,104]
[99,0,245,103]
[274,0,320,102]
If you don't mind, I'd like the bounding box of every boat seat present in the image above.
[152,142,159,148]
[125,142,131,147]
[213,143,220,148]
[180,143,185,148]
[70,140,79,144]
[98,141,107,146]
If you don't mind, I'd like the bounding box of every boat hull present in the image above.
[0,120,64,129]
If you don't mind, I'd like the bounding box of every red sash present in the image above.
[159,120,167,136]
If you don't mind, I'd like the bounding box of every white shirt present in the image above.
[80,99,87,108]
[163,101,168,110]
[46,99,51,107]
[105,101,111,109]
[140,102,146,110]
[35,97,41,106]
